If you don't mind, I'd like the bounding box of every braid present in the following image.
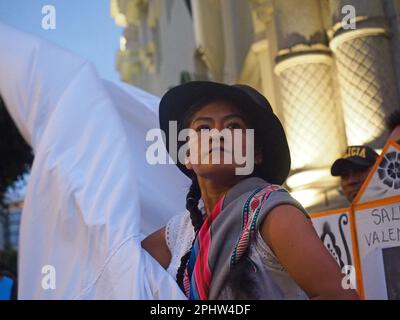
[186,176,203,232]
[176,175,203,291]
[226,251,258,299]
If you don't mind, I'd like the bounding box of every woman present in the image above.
[143,81,359,300]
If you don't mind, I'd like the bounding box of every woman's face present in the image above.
[184,100,261,182]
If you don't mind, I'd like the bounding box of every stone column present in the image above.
[191,0,225,81]
[247,0,283,118]
[273,0,346,171]
[259,0,348,209]
[329,0,399,147]
[220,0,253,83]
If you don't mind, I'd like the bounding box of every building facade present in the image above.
[110,0,400,212]
[0,205,22,250]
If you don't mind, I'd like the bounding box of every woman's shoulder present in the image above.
[254,183,309,218]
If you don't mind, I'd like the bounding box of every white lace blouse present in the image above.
[165,210,309,300]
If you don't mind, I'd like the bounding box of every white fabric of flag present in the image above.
[0,22,188,300]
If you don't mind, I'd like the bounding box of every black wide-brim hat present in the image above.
[159,81,291,185]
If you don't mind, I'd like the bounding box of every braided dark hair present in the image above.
[176,174,203,291]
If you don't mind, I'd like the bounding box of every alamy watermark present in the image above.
[341,5,356,30]
[341,264,357,290]
[41,5,56,30]
[41,264,56,290]
[145,121,255,175]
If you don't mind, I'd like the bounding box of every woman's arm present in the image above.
[261,205,360,300]
[141,227,172,270]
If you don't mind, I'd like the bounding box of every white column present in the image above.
[191,0,225,81]
[329,0,399,147]
[273,0,346,171]
[219,0,253,83]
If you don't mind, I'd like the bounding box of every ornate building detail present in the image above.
[111,0,161,83]
[331,27,399,146]
[248,0,273,26]
[275,50,345,170]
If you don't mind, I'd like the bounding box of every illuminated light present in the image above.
[291,189,322,208]
[286,168,338,189]
[287,168,342,208]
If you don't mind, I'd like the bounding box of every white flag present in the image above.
[0,22,188,300]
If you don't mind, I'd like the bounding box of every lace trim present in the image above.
[253,231,285,272]
[165,212,194,278]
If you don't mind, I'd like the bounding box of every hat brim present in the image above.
[331,157,373,176]
[159,81,291,185]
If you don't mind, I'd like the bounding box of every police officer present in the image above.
[331,146,379,203]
